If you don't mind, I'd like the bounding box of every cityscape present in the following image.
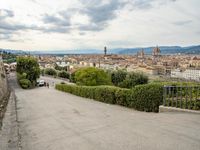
[0,0,200,150]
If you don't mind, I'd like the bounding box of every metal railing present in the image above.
[163,85,200,110]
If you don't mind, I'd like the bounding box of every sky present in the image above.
[0,0,200,51]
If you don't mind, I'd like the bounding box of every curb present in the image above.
[159,105,200,114]
[0,91,20,150]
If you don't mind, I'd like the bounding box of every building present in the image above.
[171,69,200,81]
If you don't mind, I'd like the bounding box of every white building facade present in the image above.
[171,69,200,81]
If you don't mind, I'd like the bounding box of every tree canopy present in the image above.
[74,67,111,86]
[16,56,40,83]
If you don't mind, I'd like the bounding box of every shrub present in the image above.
[70,71,76,83]
[74,67,111,86]
[119,72,148,88]
[58,71,70,79]
[55,83,163,112]
[19,79,31,89]
[45,68,57,76]
[111,70,127,86]
[127,84,163,112]
[115,88,131,106]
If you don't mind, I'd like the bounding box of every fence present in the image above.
[163,86,200,110]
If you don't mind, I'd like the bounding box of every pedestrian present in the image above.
[47,82,49,88]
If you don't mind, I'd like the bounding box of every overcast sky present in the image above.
[0,0,199,50]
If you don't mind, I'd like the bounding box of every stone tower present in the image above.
[104,46,107,56]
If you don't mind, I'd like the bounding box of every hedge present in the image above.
[55,83,163,112]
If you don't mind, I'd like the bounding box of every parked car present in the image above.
[38,80,45,86]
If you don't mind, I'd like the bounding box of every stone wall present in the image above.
[0,56,9,125]
[0,56,8,100]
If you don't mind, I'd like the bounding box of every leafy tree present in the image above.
[74,67,111,86]
[55,64,63,71]
[16,56,40,84]
[55,64,68,71]
[58,71,70,79]
[119,72,148,88]
[111,70,127,86]
[45,68,57,76]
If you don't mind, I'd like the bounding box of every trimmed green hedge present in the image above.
[55,83,163,112]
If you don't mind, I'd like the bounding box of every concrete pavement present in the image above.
[5,74,200,150]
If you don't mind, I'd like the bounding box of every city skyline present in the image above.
[0,0,200,51]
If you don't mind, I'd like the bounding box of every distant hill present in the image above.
[115,45,200,55]
[1,45,200,55]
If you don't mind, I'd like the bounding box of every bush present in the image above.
[127,84,163,112]
[111,70,127,86]
[58,71,70,79]
[55,83,163,112]
[70,71,77,83]
[119,72,148,88]
[74,67,111,86]
[19,79,31,89]
[45,68,57,76]
[115,88,131,106]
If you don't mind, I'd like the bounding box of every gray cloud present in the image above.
[0,9,14,20]
[39,0,177,33]
[0,9,43,41]
[77,0,126,31]
[173,20,192,26]
[43,13,71,27]
[0,0,179,40]
[131,0,154,9]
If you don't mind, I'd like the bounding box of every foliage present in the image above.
[58,71,70,79]
[40,69,45,76]
[119,72,148,88]
[55,83,164,112]
[16,56,40,88]
[1,51,17,63]
[45,68,57,76]
[17,72,27,80]
[74,67,111,86]
[19,79,32,89]
[70,71,76,83]
[127,84,163,112]
[164,99,200,110]
[55,64,68,71]
[111,70,127,86]
[110,70,148,89]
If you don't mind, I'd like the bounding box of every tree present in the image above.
[55,64,68,71]
[119,72,148,88]
[45,68,57,76]
[58,71,70,79]
[16,56,40,84]
[74,67,111,86]
[111,70,127,86]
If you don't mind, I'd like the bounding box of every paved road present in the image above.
[10,74,200,150]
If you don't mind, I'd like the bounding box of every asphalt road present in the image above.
[9,73,200,150]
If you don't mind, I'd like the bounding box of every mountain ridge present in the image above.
[1,45,200,55]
